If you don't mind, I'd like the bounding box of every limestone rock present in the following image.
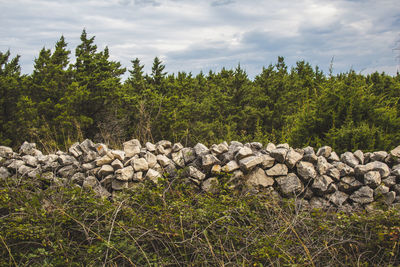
[79,139,96,154]
[82,162,96,171]
[328,191,348,206]
[340,152,359,168]
[19,141,36,156]
[182,147,196,164]
[22,155,38,167]
[111,159,123,170]
[316,146,332,158]
[83,151,98,163]
[202,154,220,168]
[69,142,83,158]
[350,186,374,204]
[265,143,276,153]
[354,150,364,165]
[296,161,316,181]
[145,152,157,168]
[202,177,219,193]
[98,165,114,178]
[156,154,171,168]
[270,148,288,163]
[390,145,400,158]
[303,146,318,163]
[364,171,381,188]
[338,176,363,193]
[8,159,25,170]
[133,158,149,172]
[276,173,304,197]
[145,142,156,152]
[374,184,389,197]
[334,162,354,177]
[211,164,221,174]
[112,179,128,190]
[312,175,334,194]
[71,172,85,185]
[110,150,125,161]
[382,176,397,188]
[221,160,240,172]
[326,167,340,181]
[365,161,390,178]
[316,156,333,175]
[146,169,162,183]
[95,154,114,167]
[370,151,388,162]
[57,165,77,178]
[245,167,274,188]
[211,143,228,154]
[95,143,108,156]
[172,142,183,152]
[184,166,206,181]
[310,197,329,209]
[132,172,143,182]
[328,152,340,162]
[260,154,275,169]
[171,150,185,168]
[58,154,76,166]
[0,146,13,157]
[0,167,11,179]
[82,176,98,189]
[115,166,134,181]
[239,156,263,172]
[265,163,288,176]
[235,146,253,160]
[194,143,209,156]
[385,191,396,205]
[123,139,141,157]
[285,148,303,169]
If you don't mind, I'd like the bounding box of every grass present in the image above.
[0,173,399,266]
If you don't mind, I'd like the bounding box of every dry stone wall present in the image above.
[2,139,400,210]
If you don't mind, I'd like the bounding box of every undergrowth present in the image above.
[0,174,399,266]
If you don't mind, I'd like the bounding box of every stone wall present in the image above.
[1,139,400,210]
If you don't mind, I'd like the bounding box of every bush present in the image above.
[0,175,399,266]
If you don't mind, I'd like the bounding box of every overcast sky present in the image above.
[1,0,400,79]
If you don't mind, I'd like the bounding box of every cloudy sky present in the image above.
[1,0,400,78]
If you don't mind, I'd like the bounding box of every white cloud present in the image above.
[0,0,399,78]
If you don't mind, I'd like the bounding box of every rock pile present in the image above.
[1,139,400,210]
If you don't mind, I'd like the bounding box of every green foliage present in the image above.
[0,175,399,266]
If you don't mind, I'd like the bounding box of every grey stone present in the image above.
[0,167,11,179]
[71,172,85,185]
[350,186,374,204]
[260,154,275,169]
[316,146,332,158]
[156,154,170,168]
[326,167,340,181]
[27,167,41,179]
[111,159,123,170]
[245,167,274,188]
[57,165,77,178]
[194,143,210,156]
[110,150,125,161]
[82,162,96,171]
[172,142,183,152]
[133,158,149,172]
[132,172,143,182]
[19,141,36,155]
[123,139,141,157]
[382,176,397,188]
[95,143,108,156]
[265,163,288,176]
[83,176,99,189]
[98,165,114,178]
[182,147,196,164]
[112,179,128,190]
[270,148,288,163]
[239,156,263,172]
[312,175,334,194]
[202,154,220,168]
[390,145,400,158]
[145,152,157,168]
[115,166,134,181]
[58,154,77,166]
[171,150,185,168]
[22,155,38,167]
[185,166,206,181]
[210,143,228,154]
[276,143,290,149]
[8,159,25,170]
[156,144,171,155]
[265,143,276,153]
[250,142,263,150]
[83,151,97,163]
[316,156,333,175]
[296,161,317,181]
[202,177,219,193]
[285,148,303,169]
[328,191,349,206]
[0,146,13,157]
[338,176,363,193]
[79,139,96,154]
[334,162,354,177]
[370,151,388,162]
[276,173,304,197]
[374,184,389,197]
[340,152,359,168]
[365,161,390,178]
[146,169,162,183]
[221,160,240,172]
[235,146,253,160]
[354,150,364,165]
[145,142,156,152]
[385,191,396,205]
[328,152,340,162]
[364,171,381,188]
[95,154,114,166]
[69,142,83,158]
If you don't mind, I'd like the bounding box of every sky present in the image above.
[1,0,400,79]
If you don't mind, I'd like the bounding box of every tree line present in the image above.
[1,30,400,153]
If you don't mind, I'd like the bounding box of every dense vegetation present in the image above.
[1,30,400,153]
[0,173,399,266]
